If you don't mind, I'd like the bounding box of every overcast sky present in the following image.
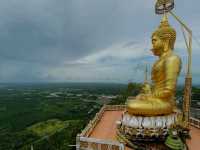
[0,0,199,83]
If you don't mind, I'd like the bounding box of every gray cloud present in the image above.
[0,0,199,83]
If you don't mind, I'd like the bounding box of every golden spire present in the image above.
[159,13,169,27]
[144,63,148,83]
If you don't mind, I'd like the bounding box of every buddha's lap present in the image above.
[127,98,172,111]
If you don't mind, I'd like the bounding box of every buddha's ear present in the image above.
[163,39,170,52]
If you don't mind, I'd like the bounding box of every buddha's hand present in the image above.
[152,91,160,98]
[136,93,152,100]
[141,83,152,94]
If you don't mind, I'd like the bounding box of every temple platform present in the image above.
[76,105,200,150]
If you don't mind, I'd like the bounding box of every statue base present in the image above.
[117,111,182,142]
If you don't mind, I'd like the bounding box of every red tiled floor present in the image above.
[187,126,200,150]
[89,110,124,140]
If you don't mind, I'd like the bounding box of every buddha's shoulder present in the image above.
[167,53,181,63]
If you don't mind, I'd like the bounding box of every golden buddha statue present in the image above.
[127,14,181,116]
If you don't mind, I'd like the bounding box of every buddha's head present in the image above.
[151,14,176,56]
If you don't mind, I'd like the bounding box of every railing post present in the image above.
[97,143,101,150]
[76,134,80,150]
[119,143,125,150]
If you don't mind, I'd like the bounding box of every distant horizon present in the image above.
[0,81,199,87]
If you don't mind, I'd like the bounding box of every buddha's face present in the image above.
[151,35,164,56]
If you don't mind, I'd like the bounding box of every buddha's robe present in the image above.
[127,51,181,116]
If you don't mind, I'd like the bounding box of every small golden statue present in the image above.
[127,14,181,116]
